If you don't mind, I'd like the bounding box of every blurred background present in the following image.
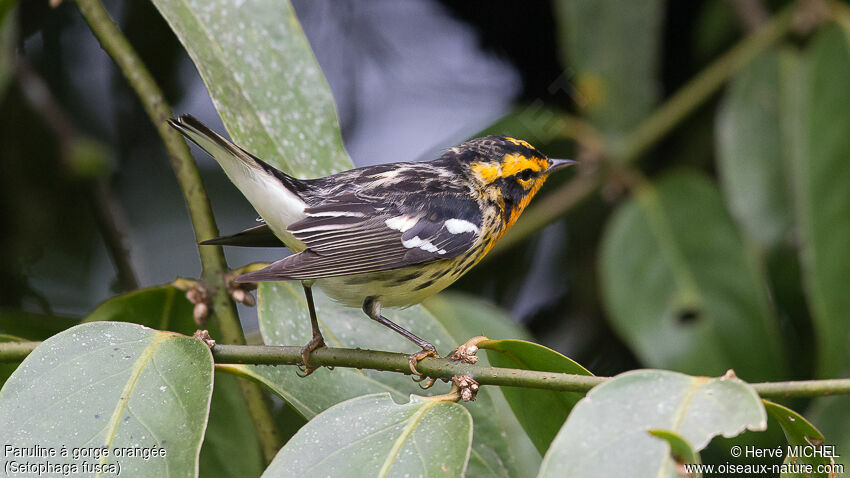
[5,0,583,355]
[3,0,850,464]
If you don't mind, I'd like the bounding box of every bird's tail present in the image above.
[168,115,305,189]
[168,115,309,246]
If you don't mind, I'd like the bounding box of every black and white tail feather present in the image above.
[168,115,483,283]
[168,115,309,253]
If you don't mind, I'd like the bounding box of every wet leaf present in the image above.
[151,0,352,177]
[248,284,539,477]
[0,322,213,477]
[263,393,471,477]
[82,285,263,477]
[538,370,766,477]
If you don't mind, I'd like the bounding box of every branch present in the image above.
[74,0,281,461]
[211,344,606,393]
[0,341,38,362]
[3,341,850,399]
[613,3,794,164]
[210,346,850,399]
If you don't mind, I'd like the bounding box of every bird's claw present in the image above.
[295,364,313,378]
[297,335,326,377]
[408,347,439,377]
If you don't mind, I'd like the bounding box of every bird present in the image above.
[168,115,575,376]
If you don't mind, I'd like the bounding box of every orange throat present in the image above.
[479,178,546,258]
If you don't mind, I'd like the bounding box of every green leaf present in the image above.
[693,0,737,63]
[764,400,825,448]
[81,285,263,477]
[764,400,834,477]
[806,396,850,471]
[262,393,472,477]
[423,293,541,476]
[83,284,194,333]
[0,308,79,390]
[790,24,850,378]
[0,308,79,340]
[599,171,786,380]
[201,373,263,478]
[647,429,701,467]
[716,49,793,249]
[151,0,352,177]
[250,284,540,477]
[538,370,766,477]
[554,0,663,138]
[480,339,592,455]
[0,322,214,477]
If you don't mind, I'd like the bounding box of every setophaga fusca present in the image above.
[169,115,575,375]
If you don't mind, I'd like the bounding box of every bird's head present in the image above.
[450,136,575,227]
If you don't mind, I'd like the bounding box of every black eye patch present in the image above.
[517,169,534,181]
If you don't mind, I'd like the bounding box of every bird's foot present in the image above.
[296,335,326,377]
[449,336,490,365]
[408,345,439,378]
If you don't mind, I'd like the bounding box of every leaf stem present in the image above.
[613,3,794,164]
[3,341,848,399]
[74,0,281,461]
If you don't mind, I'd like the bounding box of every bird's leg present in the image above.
[297,281,325,377]
[362,297,439,377]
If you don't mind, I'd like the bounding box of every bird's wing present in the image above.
[235,194,483,281]
[199,224,286,247]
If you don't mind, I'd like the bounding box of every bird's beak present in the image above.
[546,158,577,172]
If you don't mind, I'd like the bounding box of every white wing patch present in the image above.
[402,236,447,255]
[385,215,419,233]
[444,218,480,234]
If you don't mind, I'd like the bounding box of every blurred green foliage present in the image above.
[2,0,850,475]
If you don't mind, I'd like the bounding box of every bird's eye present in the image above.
[517,169,534,181]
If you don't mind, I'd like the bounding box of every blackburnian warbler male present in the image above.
[169,115,575,376]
